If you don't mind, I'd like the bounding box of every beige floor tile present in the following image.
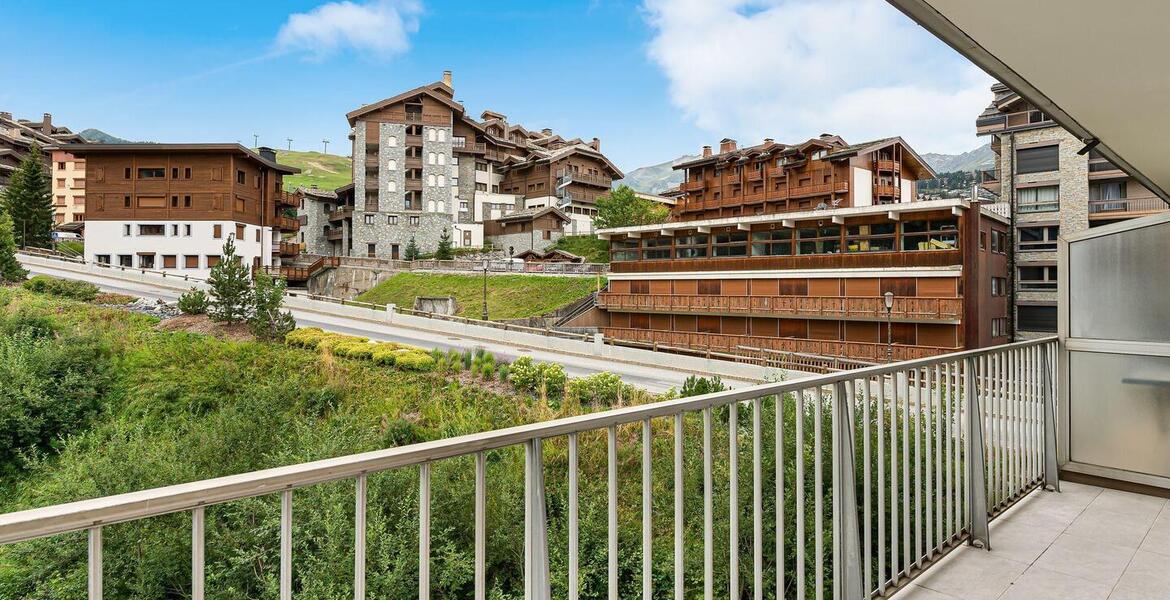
[1065,506,1156,549]
[1032,533,1136,585]
[1108,549,1170,600]
[1089,489,1165,521]
[914,546,1028,600]
[998,565,1112,600]
[1137,505,1170,557]
[987,514,1065,564]
[889,583,963,600]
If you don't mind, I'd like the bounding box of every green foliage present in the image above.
[497,363,510,383]
[549,234,609,263]
[680,375,728,398]
[565,372,629,407]
[56,239,84,256]
[249,270,295,340]
[21,275,98,301]
[0,211,27,282]
[394,349,436,371]
[404,236,420,261]
[0,144,54,248]
[275,150,353,192]
[356,272,601,320]
[593,184,669,230]
[177,288,209,315]
[435,228,454,260]
[507,356,566,398]
[206,237,253,324]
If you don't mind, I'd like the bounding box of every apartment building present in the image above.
[307,71,622,259]
[64,144,300,277]
[596,135,1012,363]
[50,149,87,224]
[0,112,84,191]
[975,82,1169,339]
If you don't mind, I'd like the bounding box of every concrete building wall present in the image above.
[50,150,86,224]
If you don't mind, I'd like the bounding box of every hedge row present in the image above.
[285,328,436,371]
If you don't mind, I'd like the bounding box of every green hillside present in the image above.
[275,150,352,192]
[357,272,602,319]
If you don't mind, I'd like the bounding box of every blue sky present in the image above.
[1,0,989,172]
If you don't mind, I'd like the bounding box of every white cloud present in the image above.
[276,0,422,61]
[642,0,993,154]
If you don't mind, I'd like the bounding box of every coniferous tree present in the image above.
[435,228,454,260]
[0,144,54,248]
[0,211,28,282]
[249,270,295,340]
[207,236,253,324]
[404,236,420,261]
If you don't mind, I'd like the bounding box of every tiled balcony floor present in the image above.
[892,480,1170,600]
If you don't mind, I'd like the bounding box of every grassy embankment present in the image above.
[275,150,352,193]
[356,272,604,319]
[550,235,610,263]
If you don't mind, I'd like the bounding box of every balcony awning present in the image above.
[888,0,1170,204]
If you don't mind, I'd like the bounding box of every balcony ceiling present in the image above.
[887,0,1170,204]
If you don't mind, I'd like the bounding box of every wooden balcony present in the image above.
[328,206,353,222]
[610,248,962,273]
[405,178,422,191]
[277,216,300,231]
[602,327,957,362]
[556,170,612,188]
[263,256,340,283]
[406,134,422,147]
[682,179,707,192]
[747,169,764,182]
[874,184,901,197]
[598,293,963,323]
[789,180,849,198]
[875,159,901,172]
[274,191,299,208]
[279,241,303,257]
[405,156,423,169]
[325,226,344,241]
[767,167,789,179]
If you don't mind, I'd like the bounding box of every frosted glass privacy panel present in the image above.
[1068,219,1170,342]
[1069,351,1170,479]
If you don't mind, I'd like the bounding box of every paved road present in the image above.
[24,262,751,393]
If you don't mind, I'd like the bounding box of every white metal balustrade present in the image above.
[0,338,1059,600]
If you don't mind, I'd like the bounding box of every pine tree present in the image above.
[0,144,54,248]
[435,228,454,260]
[207,236,253,324]
[249,270,295,340]
[404,236,420,261]
[0,211,28,282]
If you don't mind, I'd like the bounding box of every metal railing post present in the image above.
[1040,343,1061,492]
[832,381,865,600]
[525,438,550,600]
[963,357,990,549]
[88,526,102,600]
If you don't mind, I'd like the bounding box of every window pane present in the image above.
[1016,145,1059,174]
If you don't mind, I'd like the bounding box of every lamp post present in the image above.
[481,260,489,321]
[884,291,895,363]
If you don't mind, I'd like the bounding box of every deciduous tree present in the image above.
[593,185,668,230]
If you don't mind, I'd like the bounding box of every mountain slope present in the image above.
[921,143,994,173]
[275,150,352,192]
[614,154,697,194]
[79,129,133,144]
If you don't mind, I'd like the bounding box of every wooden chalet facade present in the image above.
[597,136,1011,364]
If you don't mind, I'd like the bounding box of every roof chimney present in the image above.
[819,133,834,140]
[257,146,277,162]
[442,70,453,88]
[719,138,737,153]
[764,137,774,145]
[42,113,52,130]
[541,128,553,136]
[590,137,600,151]
[0,112,11,122]
[702,145,712,157]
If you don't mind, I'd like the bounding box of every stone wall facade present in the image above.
[489,229,564,256]
[299,197,334,256]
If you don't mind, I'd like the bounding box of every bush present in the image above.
[21,275,98,301]
[497,364,510,383]
[285,327,330,348]
[371,345,399,366]
[508,356,566,398]
[566,372,627,407]
[680,375,727,398]
[177,289,209,315]
[394,350,435,372]
[334,341,375,360]
[317,334,366,353]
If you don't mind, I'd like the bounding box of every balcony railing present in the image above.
[873,184,901,197]
[277,216,300,231]
[555,169,613,188]
[328,206,354,222]
[1088,196,1169,216]
[682,179,706,192]
[325,226,344,241]
[603,327,957,362]
[598,294,963,322]
[874,160,901,172]
[0,337,1059,600]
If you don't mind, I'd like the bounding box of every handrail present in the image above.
[0,336,1058,546]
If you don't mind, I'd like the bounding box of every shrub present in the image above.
[285,327,329,348]
[338,341,375,360]
[508,356,566,398]
[21,275,98,301]
[566,372,627,407]
[177,289,209,315]
[371,345,398,366]
[395,351,436,372]
[461,349,473,370]
[317,334,366,353]
[680,375,727,398]
[497,363,510,383]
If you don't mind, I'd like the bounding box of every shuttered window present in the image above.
[1016,145,1059,174]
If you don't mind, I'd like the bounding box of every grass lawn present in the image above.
[275,150,352,192]
[356,272,603,319]
[550,235,609,263]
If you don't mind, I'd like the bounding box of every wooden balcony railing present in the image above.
[767,166,788,179]
[874,184,901,197]
[405,178,422,191]
[874,159,900,172]
[263,256,341,282]
[328,206,353,222]
[325,227,344,241]
[277,216,300,231]
[274,191,299,208]
[681,179,706,192]
[406,134,422,147]
[602,327,958,362]
[598,293,962,322]
[747,169,764,182]
[278,241,303,256]
[555,169,612,187]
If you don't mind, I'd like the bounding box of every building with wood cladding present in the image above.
[975,82,1169,340]
[319,71,622,260]
[64,144,301,278]
[0,112,84,194]
[596,135,1011,364]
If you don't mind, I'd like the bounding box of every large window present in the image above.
[751,230,792,256]
[137,167,165,179]
[610,239,639,262]
[1017,185,1059,213]
[846,222,896,253]
[641,237,672,260]
[1018,225,1059,251]
[1018,265,1058,290]
[1017,305,1057,333]
[675,234,708,259]
[712,230,748,257]
[1016,145,1059,174]
[138,224,165,236]
[901,218,958,251]
[797,225,840,255]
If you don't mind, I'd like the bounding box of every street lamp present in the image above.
[884,291,895,363]
[481,259,489,321]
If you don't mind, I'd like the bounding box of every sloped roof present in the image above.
[492,206,571,224]
[346,81,464,125]
[58,143,300,173]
